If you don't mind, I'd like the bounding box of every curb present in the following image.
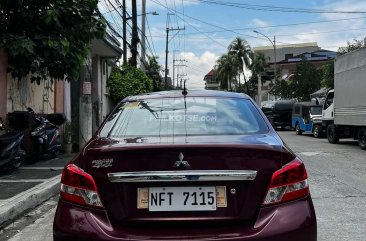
[0,174,61,228]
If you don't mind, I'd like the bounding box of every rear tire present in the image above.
[11,157,23,170]
[327,124,339,144]
[313,125,322,138]
[358,128,366,150]
[295,123,302,135]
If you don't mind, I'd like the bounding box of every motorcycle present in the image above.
[0,118,25,170]
[29,110,64,159]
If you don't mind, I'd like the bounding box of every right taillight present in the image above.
[263,158,309,206]
[60,164,103,208]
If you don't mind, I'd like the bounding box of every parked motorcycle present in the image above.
[0,118,25,170]
[28,109,64,159]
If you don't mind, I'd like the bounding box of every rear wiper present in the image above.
[139,101,159,119]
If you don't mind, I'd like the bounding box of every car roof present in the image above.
[294,102,321,107]
[123,90,250,102]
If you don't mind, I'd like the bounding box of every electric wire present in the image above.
[189,0,366,14]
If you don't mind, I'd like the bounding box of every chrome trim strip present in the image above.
[108,170,257,182]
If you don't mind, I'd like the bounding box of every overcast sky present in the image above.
[100,0,366,89]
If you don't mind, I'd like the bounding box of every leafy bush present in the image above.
[107,65,153,103]
[0,0,105,82]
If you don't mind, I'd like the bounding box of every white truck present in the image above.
[322,47,366,150]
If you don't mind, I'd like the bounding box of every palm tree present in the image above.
[248,51,267,98]
[214,54,238,91]
[251,51,266,76]
[228,37,253,94]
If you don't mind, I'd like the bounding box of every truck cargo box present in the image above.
[334,47,366,126]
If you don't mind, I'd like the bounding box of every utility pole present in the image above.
[164,26,185,88]
[177,73,187,88]
[173,57,187,89]
[141,0,146,68]
[257,74,262,107]
[122,0,127,65]
[273,36,277,82]
[131,0,138,66]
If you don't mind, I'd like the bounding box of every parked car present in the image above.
[292,102,323,138]
[261,100,295,129]
[53,90,316,241]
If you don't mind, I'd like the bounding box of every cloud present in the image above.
[171,51,219,89]
[250,18,271,28]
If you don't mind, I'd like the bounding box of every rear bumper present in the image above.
[53,196,316,241]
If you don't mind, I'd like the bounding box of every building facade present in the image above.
[204,70,220,90]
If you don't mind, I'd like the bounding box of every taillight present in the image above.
[263,158,309,206]
[60,164,103,208]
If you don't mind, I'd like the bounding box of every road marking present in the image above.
[299,151,322,156]
[19,167,64,170]
[0,179,49,183]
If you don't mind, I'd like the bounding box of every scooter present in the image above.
[29,112,63,159]
[0,118,25,170]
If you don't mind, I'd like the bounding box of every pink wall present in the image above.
[0,49,7,119]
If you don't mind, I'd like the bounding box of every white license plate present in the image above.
[148,186,217,211]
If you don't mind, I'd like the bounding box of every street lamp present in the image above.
[253,30,277,82]
[125,11,159,20]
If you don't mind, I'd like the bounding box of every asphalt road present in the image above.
[2,130,366,241]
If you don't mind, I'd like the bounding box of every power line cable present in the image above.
[190,0,366,14]
[151,0,231,48]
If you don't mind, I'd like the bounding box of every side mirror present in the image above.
[0,121,4,130]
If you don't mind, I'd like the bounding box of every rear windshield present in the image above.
[310,106,322,115]
[274,101,294,111]
[100,97,268,138]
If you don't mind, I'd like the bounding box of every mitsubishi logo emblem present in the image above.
[173,152,191,169]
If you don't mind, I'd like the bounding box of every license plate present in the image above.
[137,186,227,211]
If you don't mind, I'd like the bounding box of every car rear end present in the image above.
[53,91,316,241]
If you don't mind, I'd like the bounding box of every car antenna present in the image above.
[182,80,188,96]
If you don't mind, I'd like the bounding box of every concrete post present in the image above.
[0,49,8,120]
[91,56,101,133]
[257,74,262,107]
[79,65,93,148]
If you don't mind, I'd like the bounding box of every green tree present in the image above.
[338,38,365,55]
[321,61,334,89]
[228,37,253,93]
[247,52,267,98]
[271,79,295,99]
[271,60,321,101]
[107,64,153,103]
[0,0,105,83]
[145,56,163,91]
[214,54,238,91]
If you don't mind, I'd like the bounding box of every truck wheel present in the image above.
[295,123,302,135]
[358,128,366,150]
[313,125,322,138]
[327,124,339,144]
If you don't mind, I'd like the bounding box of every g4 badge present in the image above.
[92,158,113,168]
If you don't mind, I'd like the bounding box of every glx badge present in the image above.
[92,158,113,168]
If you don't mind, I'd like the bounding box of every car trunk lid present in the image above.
[79,135,294,223]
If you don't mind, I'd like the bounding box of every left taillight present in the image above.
[262,157,309,206]
[60,164,103,208]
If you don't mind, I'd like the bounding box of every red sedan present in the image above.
[53,90,316,241]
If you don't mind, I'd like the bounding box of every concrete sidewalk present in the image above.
[0,154,73,227]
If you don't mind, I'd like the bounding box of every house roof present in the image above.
[205,69,215,77]
[278,49,336,64]
[253,42,318,51]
